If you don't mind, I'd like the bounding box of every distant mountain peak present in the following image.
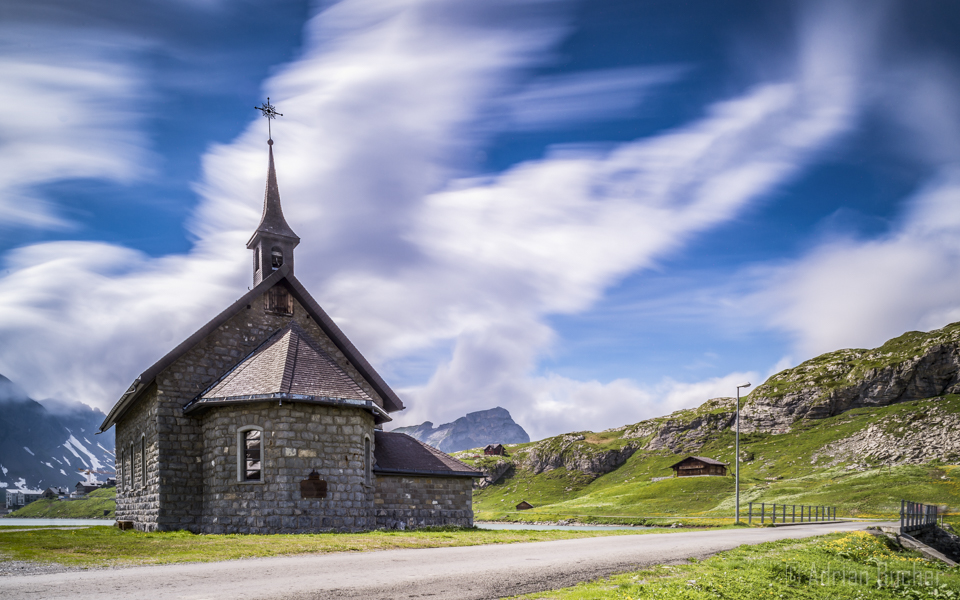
[0,373,115,493]
[392,407,530,453]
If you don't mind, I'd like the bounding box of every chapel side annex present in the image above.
[99,119,479,534]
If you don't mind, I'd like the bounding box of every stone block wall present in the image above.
[117,283,384,532]
[373,475,474,529]
[115,383,160,531]
[113,282,477,534]
[199,402,376,534]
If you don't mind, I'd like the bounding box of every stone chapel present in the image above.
[100,133,479,534]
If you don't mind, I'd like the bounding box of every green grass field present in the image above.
[4,487,116,519]
[463,396,960,524]
[508,530,960,600]
[0,526,687,568]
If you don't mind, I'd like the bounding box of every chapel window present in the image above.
[119,449,124,492]
[364,436,372,486]
[140,435,146,488]
[271,246,283,270]
[128,443,133,489]
[264,285,293,315]
[254,247,260,272]
[239,428,262,482]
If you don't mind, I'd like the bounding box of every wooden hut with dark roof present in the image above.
[484,443,506,456]
[668,456,728,477]
[99,125,480,533]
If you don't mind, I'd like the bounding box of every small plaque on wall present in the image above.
[300,471,327,499]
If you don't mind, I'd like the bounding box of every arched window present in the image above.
[237,425,264,482]
[271,246,283,269]
[364,436,372,486]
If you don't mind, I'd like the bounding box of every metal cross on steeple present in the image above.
[254,97,283,140]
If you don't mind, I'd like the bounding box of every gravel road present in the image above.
[3,521,886,600]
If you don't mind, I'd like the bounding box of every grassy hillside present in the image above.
[458,395,960,524]
[757,322,960,403]
[4,487,115,519]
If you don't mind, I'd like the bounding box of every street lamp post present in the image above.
[736,382,751,524]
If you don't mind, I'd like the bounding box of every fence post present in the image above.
[748,502,753,525]
[793,505,796,523]
[783,505,787,523]
[761,503,765,524]
[900,500,905,532]
[772,503,776,524]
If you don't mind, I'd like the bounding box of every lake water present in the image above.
[0,518,115,527]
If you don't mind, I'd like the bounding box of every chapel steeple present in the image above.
[248,99,299,286]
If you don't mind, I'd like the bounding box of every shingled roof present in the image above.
[247,140,299,247]
[99,264,404,432]
[201,322,372,401]
[374,431,482,478]
[668,456,729,469]
[181,322,391,422]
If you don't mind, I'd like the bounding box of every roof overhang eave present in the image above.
[98,267,293,433]
[183,393,392,423]
[373,467,483,478]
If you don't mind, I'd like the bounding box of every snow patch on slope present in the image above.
[23,447,34,456]
[67,435,103,470]
[62,439,90,468]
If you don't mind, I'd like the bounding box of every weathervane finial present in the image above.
[254,97,283,142]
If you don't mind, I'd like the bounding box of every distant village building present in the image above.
[668,456,728,477]
[100,128,481,533]
[6,489,43,510]
[515,501,534,510]
[484,444,506,456]
[74,482,102,497]
[42,487,69,499]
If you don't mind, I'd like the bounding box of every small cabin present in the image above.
[484,444,506,456]
[75,482,102,497]
[41,487,68,499]
[668,456,728,477]
[516,501,534,510]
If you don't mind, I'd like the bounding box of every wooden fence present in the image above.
[900,499,939,533]
[747,502,836,525]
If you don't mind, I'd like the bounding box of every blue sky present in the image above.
[2,0,960,440]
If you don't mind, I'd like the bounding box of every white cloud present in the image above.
[752,174,960,356]
[500,66,686,130]
[0,0,881,439]
[0,26,150,229]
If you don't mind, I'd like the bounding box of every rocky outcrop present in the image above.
[521,434,638,477]
[740,324,960,432]
[810,402,960,468]
[475,459,513,489]
[392,407,530,453]
[646,406,737,452]
[618,397,738,454]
